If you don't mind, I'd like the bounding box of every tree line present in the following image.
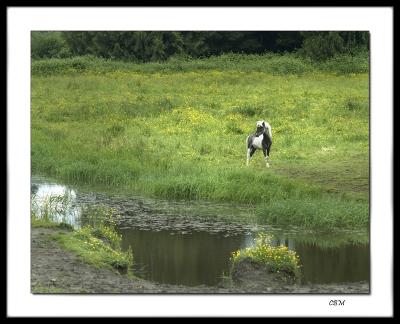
[31,31,369,62]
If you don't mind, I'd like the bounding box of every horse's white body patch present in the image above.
[252,134,264,149]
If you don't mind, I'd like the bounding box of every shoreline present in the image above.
[31,227,369,294]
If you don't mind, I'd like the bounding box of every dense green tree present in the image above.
[62,31,93,56]
[32,31,369,61]
[31,31,70,58]
[299,31,369,60]
[181,31,210,57]
[275,31,304,52]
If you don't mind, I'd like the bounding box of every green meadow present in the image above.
[31,54,369,230]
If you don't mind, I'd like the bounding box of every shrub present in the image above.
[317,52,369,74]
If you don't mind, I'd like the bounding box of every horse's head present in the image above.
[256,120,266,135]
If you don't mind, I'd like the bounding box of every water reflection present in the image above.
[272,236,296,251]
[119,228,369,286]
[120,229,254,286]
[295,242,370,284]
[31,179,81,227]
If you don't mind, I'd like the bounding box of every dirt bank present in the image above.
[31,227,369,294]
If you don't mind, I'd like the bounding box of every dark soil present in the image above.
[31,227,369,294]
[231,257,299,287]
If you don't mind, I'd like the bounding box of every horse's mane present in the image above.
[264,121,272,139]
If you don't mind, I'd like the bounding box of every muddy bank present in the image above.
[31,228,369,294]
[75,191,264,236]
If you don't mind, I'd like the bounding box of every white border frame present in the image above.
[7,7,393,317]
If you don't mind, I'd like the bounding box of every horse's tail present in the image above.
[246,135,252,149]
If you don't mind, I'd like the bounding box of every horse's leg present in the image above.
[247,147,256,166]
[262,148,270,168]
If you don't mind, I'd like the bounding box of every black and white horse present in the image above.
[246,120,272,167]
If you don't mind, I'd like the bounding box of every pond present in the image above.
[31,175,370,287]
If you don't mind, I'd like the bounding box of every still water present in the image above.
[31,175,370,286]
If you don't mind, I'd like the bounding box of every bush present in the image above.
[317,52,369,74]
[31,55,98,76]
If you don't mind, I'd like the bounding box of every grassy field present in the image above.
[31,54,369,230]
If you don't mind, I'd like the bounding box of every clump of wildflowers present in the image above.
[231,232,302,278]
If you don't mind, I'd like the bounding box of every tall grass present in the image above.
[31,54,369,230]
[256,197,368,229]
[31,52,369,76]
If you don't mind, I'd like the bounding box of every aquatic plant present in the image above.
[31,192,75,229]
